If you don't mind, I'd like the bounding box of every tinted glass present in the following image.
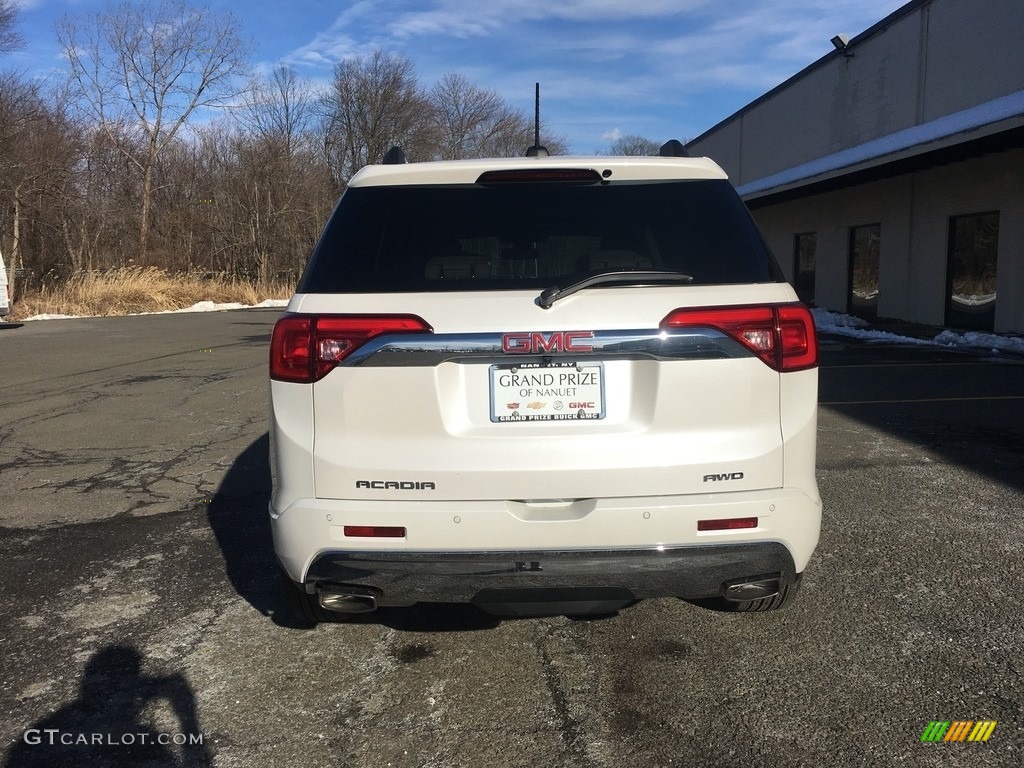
[793,232,816,305]
[946,212,998,331]
[848,224,880,320]
[299,180,783,293]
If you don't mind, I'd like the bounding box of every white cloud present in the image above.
[283,1,382,68]
[387,0,714,39]
[601,128,622,141]
[277,0,911,149]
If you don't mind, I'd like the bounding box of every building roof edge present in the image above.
[734,89,1024,199]
[685,0,933,147]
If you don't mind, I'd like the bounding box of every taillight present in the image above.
[661,303,817,372]
[776,305,818,371]
[270,313,432,383]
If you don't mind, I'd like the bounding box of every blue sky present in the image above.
[7,0,908,153]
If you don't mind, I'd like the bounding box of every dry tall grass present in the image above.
[10,267,294,320]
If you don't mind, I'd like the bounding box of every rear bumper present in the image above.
[297,543,796,606]
[271,488,821,584]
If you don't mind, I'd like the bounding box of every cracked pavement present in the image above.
[0,312,267,526]
[1,312,1022,767]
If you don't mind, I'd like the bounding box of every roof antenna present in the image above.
[526,82,549,157]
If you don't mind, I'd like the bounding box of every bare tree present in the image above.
[56,0,250,261]
[0,0,23,54]
[486,114,569,158]
[230,65,332,281]
[430,73,573,159]
[240,64,316,157]
[320,50,437,187]
[0,75,81,296]
[607,134,662,156]
[430,73,512,159]
[3,36,588,304]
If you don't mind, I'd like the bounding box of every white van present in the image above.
[0,250,10,318]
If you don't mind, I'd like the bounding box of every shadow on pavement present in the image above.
[5,645,210,768]
[207,433,500,632]
[818,340,1024,492]
[205,433,310,629]
[340,603,501,632]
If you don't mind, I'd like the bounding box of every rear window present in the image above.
[299,179,783,293]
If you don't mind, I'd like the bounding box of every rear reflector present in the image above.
[698,517,758,531]
[270,313,432,383]
[661,303,817,372]
[343,525,407,538]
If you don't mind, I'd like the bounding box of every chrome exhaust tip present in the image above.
[722,575,781,602]
[318,587,378,614]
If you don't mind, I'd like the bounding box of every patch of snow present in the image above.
[813,308,1024,354]
[813,309,932,346]
[20,313,88,321]
[950,293,996,307]
[933,329,1024,355]
[145,298,290,315]
[21,299,289,322]
[812,309,868,330]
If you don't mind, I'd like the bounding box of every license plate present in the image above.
[489,362,605,422]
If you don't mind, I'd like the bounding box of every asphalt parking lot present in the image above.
[0,310,1021,767]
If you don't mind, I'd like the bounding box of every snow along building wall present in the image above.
[685,0,1024,333]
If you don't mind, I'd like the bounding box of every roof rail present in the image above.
[659,139,689,157]
[382,146,407,165]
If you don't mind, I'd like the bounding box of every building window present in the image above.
[848,224,880,320]
[946,212,998,331]
[793,232,816,305]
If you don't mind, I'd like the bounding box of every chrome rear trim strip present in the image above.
[342,328,749,367]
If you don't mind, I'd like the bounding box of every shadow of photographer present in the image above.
[6,645,210,768]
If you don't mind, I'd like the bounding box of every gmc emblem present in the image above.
[502,331,594,354]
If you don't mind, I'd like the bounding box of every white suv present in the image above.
[269,146,821,620]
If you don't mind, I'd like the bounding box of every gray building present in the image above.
[685,0,1024,333]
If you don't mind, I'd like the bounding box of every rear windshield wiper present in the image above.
[538,270,694,309]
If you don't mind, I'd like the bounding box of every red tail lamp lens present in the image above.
[661,303,817,372]
[271,313,431,383]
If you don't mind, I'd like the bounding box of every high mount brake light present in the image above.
[270,313,432,383]
[661,303,817,372]
[476,168,602,185]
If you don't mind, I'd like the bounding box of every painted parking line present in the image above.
[820,361,1012,369]
[820,395,1024,405]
